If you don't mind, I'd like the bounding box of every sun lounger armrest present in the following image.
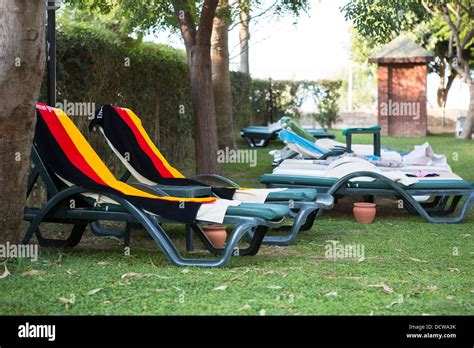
[320,149,347,160]
[129,183,170,196]
[342,126,381,157]
[342,126,381,136]
[189,174,241,188]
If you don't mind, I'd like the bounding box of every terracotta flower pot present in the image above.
[353,202,376,224]
[202,225,227,248]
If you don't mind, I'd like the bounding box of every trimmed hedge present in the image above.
[40,21,194,174]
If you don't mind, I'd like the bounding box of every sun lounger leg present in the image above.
[123,223,132,249]
[185,225,194,252]
[143,217,261,267]
[32,224,86,248]
[319,172,474,223]
[243,204,316,245]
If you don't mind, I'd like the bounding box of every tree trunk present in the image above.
[460,80,473,139]
[190,43,221,174]
[239,0,250,75]
[0,0,46,244]
[173,0,220,174]
[211,0,237,150]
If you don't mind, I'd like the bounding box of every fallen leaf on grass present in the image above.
[274,305,288,310]
[156,275,172,279]
[52,254,63,266]
[235,267,250,275]
[238,304,251,311]
[86,288,103,296]
[0,265,10,280]
[427,285,439,292]
[21,270,45,277]
[386,295,404,308]
[409,257,428,263]
[213,285,228,291]
[259,309,266,316]
[381,283,395,294]
[324,291,338,297]
[58,294,75,310]
[369,283,394,294]
[121,272,151,279]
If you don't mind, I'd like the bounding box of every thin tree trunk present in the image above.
[190,43,221,174]
[173,0,220,174]
[211,0,237,150]
[0,0,46,243]
[237,0,252,127]
[460,80,473,139]
[239,0,250,75]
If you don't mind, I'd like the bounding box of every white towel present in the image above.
[402,142,447,166]
[196,199,241,224]
[233,188,287,204]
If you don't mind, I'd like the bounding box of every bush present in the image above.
[307,80,342,129]
[40,19,193,174]
[250,79,305,125]
[230,71,252,130]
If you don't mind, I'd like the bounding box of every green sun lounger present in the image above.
[23,104,297,268]
[260,172,474,223]
[88,105,334,246]
[240,122,335,148]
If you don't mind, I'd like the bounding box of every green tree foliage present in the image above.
[248,79,342,128]
[341,0,430,44]
[250,79,306,124]
[308,80,342,129]
[341,0,474,107]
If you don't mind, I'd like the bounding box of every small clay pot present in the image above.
[353,202,376,224]
[202,225,227,248]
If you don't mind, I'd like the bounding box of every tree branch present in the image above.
[421,0,437,16]
[196,0,219,45]
[446,2,461,31]
[461,28,474,48]
[228,0,279,31]
[440,2,470,79]
[171,0,197,48]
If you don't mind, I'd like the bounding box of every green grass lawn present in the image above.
[1,133,473,315]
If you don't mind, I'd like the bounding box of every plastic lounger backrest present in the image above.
[35,103,216,223]
[279,117,316,142]
[89,105,237,199]
[278,129,328,157]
